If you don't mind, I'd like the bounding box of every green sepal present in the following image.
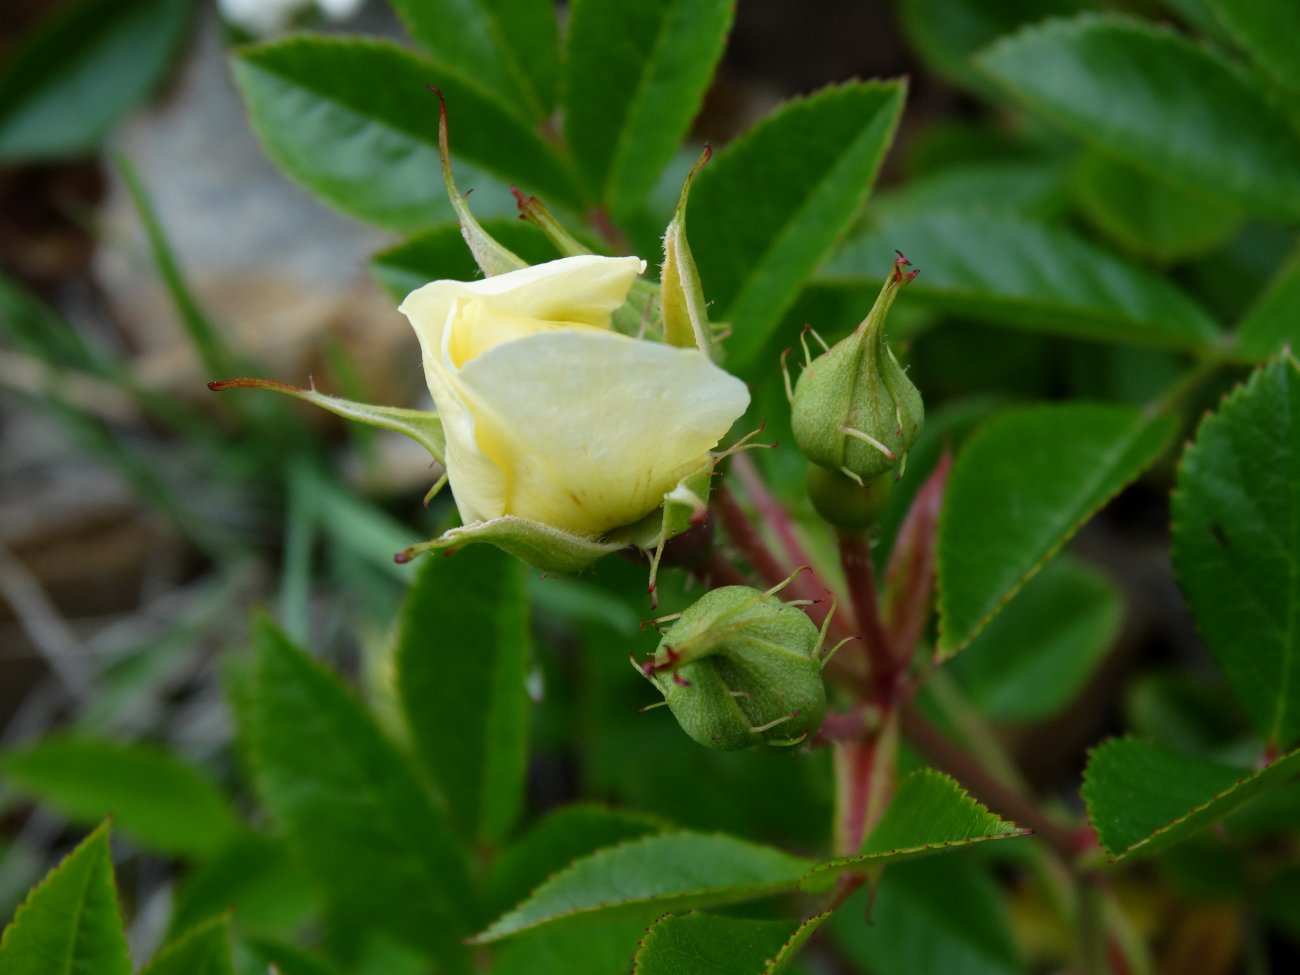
[511,189,590,258]
[208,377,445,463]
[432,88,525,276]
[661,146,715,356]
[396,516,624,574]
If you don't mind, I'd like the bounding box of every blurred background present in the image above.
[1,0,1294,970]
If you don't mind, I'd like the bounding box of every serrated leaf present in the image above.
[473,832,811,942]
[1,738,239,859]
[1082,737,1300,859]
[1171,356,1300,746]
[564,0,734,219]
[1072,151,1241,264]
[388,0,557,120]
[371,220,560,302]
[829,859,1024,975]
[246,618,472,967]
[0,824,131,975]
[232,37,577,233]
[1204,0,1300,95]
[806,770,1027,882]
[821,211,1221,351]
[950,555,1122,723]
[938,404,1176,656]
[492,919,651,975]
[486,806,667,917]
[139,917,233,975]
[0,0,189,160]
[396,547,530,845]
[1234,245,1300,360]
[632,913,800,975]
[976,13,1300,218]
[689,81,905,371]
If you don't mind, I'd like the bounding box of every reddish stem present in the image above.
[838,531,895,700]
[882,453,951,659]
[899,702,1078,861]
[834,708,899,856]
[731,454,822,602]
[712,481,792,587]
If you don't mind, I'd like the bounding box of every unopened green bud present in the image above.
[637,581,830,750]
[788,253,923,485]
[807,464,892,532]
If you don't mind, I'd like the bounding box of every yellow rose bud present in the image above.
[399,255,751,539]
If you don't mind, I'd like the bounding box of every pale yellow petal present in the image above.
[450,330,750,536]
[399,255,645,357]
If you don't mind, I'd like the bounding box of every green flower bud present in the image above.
[637,582,831,750]
[806,464,892,533]
[787,254,924,485]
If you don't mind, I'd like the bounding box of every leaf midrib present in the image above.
[728,87,899,341]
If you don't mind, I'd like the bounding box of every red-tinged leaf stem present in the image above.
[837,530,895,701]
[882,453,951,658]
[730,454,824,604]
[899,701,1081,862]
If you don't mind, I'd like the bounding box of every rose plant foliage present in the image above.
[2,1,1300,974]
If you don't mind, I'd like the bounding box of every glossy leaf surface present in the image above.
[939,404,1175,656]
[1083,737,1300,859]
[1171,356,1300,746]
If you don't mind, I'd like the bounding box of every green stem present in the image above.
[1143,352,1228,419]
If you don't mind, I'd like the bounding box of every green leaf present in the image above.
[232,37,577,233]
[388,0,558,120]
[0,824,131,975]
[807,770,1027,882]
[976,13,1300,219]
[491,920,651,975]
[1071,151,1242,264]
[939,403,1176,656]
[1234,245,1300,360]
[899,0,1089,92]
[689,81,905,371]
[246,618,472,966]
[821,211,1221,351]
[0,0,189,160]
[168,832,318,940]
[486,806,667,917]
[950,556,1122,723]
[1082,737,1300,859]
[396,547,530,844]
[829,859,1024,975]
[632,913,801,975]
[876,159,1069,218]
[1204,0,1300,95]
[139,917,233,975]
[564,0,734,219]
[473,832,811,942]
[1,738,239,859]
[1171,356,1300,746]
[371,220,560,302]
